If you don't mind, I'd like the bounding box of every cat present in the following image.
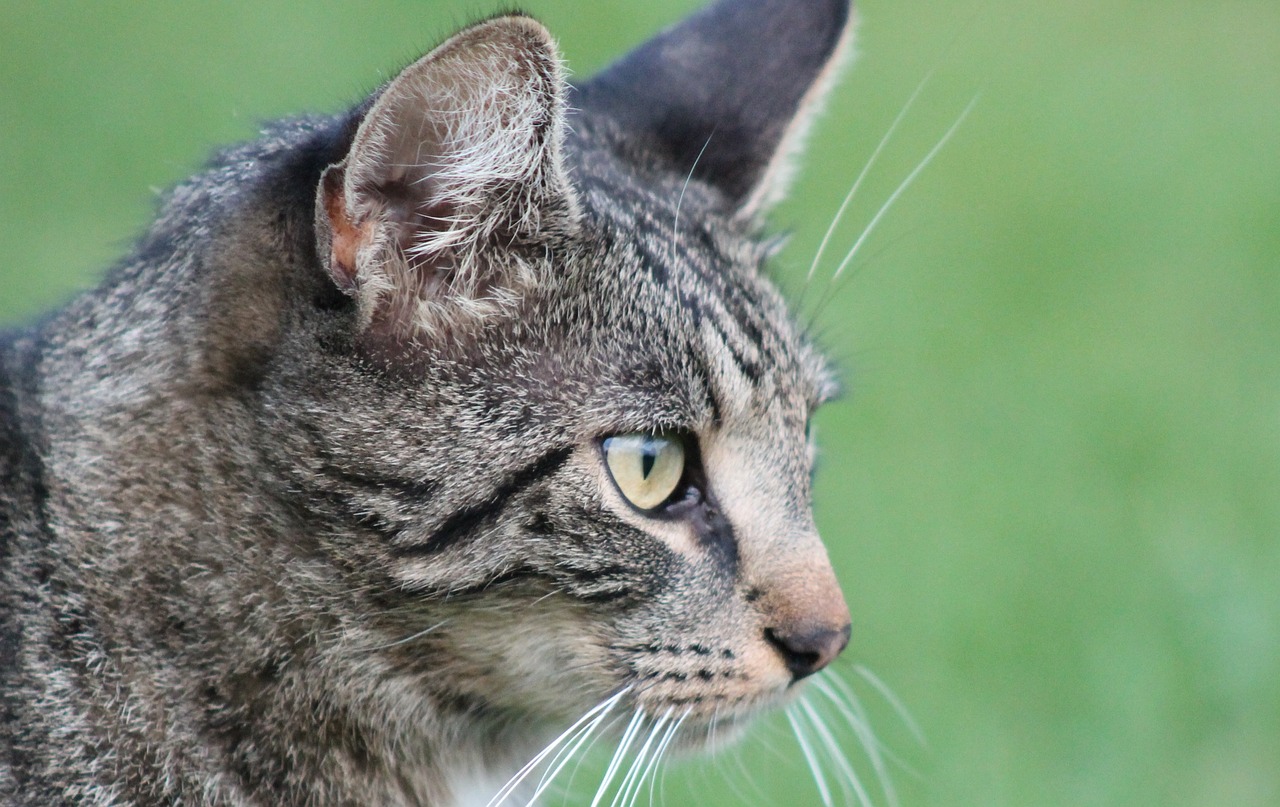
[0,0,857,804]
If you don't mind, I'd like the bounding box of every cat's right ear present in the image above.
[316,16,577,338]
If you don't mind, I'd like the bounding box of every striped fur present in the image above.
[0,1,853,805]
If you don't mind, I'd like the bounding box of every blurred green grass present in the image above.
[2,2,1278,806]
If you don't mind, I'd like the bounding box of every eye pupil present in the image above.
[641,439,657,479]
[602,432,688,512]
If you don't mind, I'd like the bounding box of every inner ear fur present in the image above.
[315,15,578,338]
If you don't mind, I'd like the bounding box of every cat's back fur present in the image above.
[0,1,855,804]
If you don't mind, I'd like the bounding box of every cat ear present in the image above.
[577,0,853,220]
[317,16,577,336]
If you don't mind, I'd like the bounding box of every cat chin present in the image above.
[682,714,755,754]
[648,688,800,759]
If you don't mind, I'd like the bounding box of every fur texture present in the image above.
[0,1,854,804]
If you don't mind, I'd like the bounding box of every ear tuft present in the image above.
[316,16,577,338]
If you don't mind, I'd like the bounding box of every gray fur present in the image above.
[0,1,853,804]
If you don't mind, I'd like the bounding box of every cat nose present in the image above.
[764,621,851,681]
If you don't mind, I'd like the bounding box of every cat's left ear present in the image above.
[317,16,577,336]
[578,0,854,221]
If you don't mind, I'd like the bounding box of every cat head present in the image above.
[293,0,853,745]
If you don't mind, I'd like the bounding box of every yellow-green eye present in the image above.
[603,432,686,511]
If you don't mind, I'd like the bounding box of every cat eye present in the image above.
[602,432,687,512]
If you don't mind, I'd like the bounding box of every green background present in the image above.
[2,2,1277,806]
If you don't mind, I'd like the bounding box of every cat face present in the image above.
[287,0,852,752]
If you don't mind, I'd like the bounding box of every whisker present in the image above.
[366,619,448,651]
[800,694,874,807]
[852,665,926,747]
[787,705,834,807]
[750,710,793,765]
[633,713,681,807]
[634,717,679,807]
[647,707,690,807]
[563,710,633,804]
[671,134,715,248]
[610,708,671,807]
[529,588,563,607]
[708,703,723,758]
[828,671,927,788]
[486,688,629,807]
[813,675,898,807]
[682,705,722,807]
[727,737,770,807]
[589,708,646,807]
[804,70,935,287]
[829,95,980,285]
[798,695,855,807]
[524,695,622,806]
[668,132,714,313]
[804,225,919,335]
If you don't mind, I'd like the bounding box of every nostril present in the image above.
[764,623,852,681]
[764,628,820,679]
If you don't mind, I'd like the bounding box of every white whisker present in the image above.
[805,225,920,334]
[563,710,633,802]
[727,738,770,807]
[667,133,714,312]
[524,695,622,806]
[367,619,448,651]
[486,688,629,807]
[672,134,714,248]
[708,703,723,758]
[633,718,676,807]
[830,95,979,284]
[527,725,595,803]
[853,665,925,746]
[806,71,935,285]
[634,711,682,807]
[798,696,855,807]
[647,707,690,807]
[590,708,646,807]
[813,676,898,807]
[788,706,834,807]
[610,709,670,807]
[750,711,791,764]
[800,695,874,807]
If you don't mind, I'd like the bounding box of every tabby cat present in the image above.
[0,0,858,804]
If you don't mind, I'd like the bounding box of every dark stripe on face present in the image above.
[686,348,723,426]
[391,446,573,557]
[692,492,739,574]
[401,562,636,605]
[706,317,763,385]
[319,466,441,501]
